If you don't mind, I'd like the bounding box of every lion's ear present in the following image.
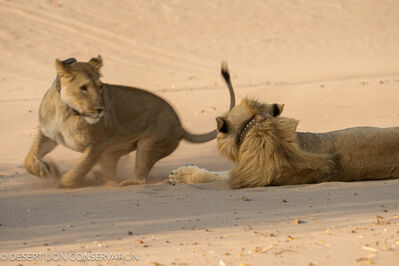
[55,59,72,78]
[88,55,103,70]
[216,117,228,133]
[272,103,284,117]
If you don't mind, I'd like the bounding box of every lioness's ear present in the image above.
[272,103,284,116]
[55,59,71,78]
[88,55,103,70]
[216,117,228,133]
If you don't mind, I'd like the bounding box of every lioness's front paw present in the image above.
[120,178,146,186]
[60,173,82,188]
[168,165,201,185]
[25,156,51,178]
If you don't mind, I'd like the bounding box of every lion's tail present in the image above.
[183,61,236,143]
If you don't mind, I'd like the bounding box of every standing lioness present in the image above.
[24,56,235,188]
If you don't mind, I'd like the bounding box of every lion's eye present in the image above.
[80,86,88,92]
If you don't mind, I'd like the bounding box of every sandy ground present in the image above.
[0,0,399,265]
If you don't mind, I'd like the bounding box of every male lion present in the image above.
[169,83,399,188]
[24,56,235,188]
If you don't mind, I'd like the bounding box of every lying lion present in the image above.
[24,56,235,188]
[169,84,399,188]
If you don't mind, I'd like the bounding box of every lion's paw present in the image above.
[25,156,56,178]
[60,172,83,188]
[168,165,201,185]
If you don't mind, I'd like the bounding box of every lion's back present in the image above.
[298,127,399,181]
[103,84,184,138]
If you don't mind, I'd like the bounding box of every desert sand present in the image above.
[0,0,399,265]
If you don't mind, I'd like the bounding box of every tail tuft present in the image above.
[221,61,230,83]
[221,61,235,110]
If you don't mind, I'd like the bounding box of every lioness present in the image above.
[169,84,399,188]
[24,56,235,188]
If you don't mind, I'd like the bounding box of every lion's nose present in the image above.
[97,108,104,114]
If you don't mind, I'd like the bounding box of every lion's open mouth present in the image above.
[72,108,104,124]
[83,114,103,124]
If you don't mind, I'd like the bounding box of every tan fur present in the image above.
[24,56,235,188]
[169,97,399,188]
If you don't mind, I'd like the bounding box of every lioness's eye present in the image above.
[80,86,88,92]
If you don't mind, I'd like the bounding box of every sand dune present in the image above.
[0,0,398,265]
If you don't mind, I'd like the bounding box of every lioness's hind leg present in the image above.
[96,150,125,182]
[121,138,179,186]
[169,165,229,185]
[24,131,58,178]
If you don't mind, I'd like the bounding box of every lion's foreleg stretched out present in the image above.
[169,165,229,185]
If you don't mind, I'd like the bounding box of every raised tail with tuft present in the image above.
[183,61,236,143]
